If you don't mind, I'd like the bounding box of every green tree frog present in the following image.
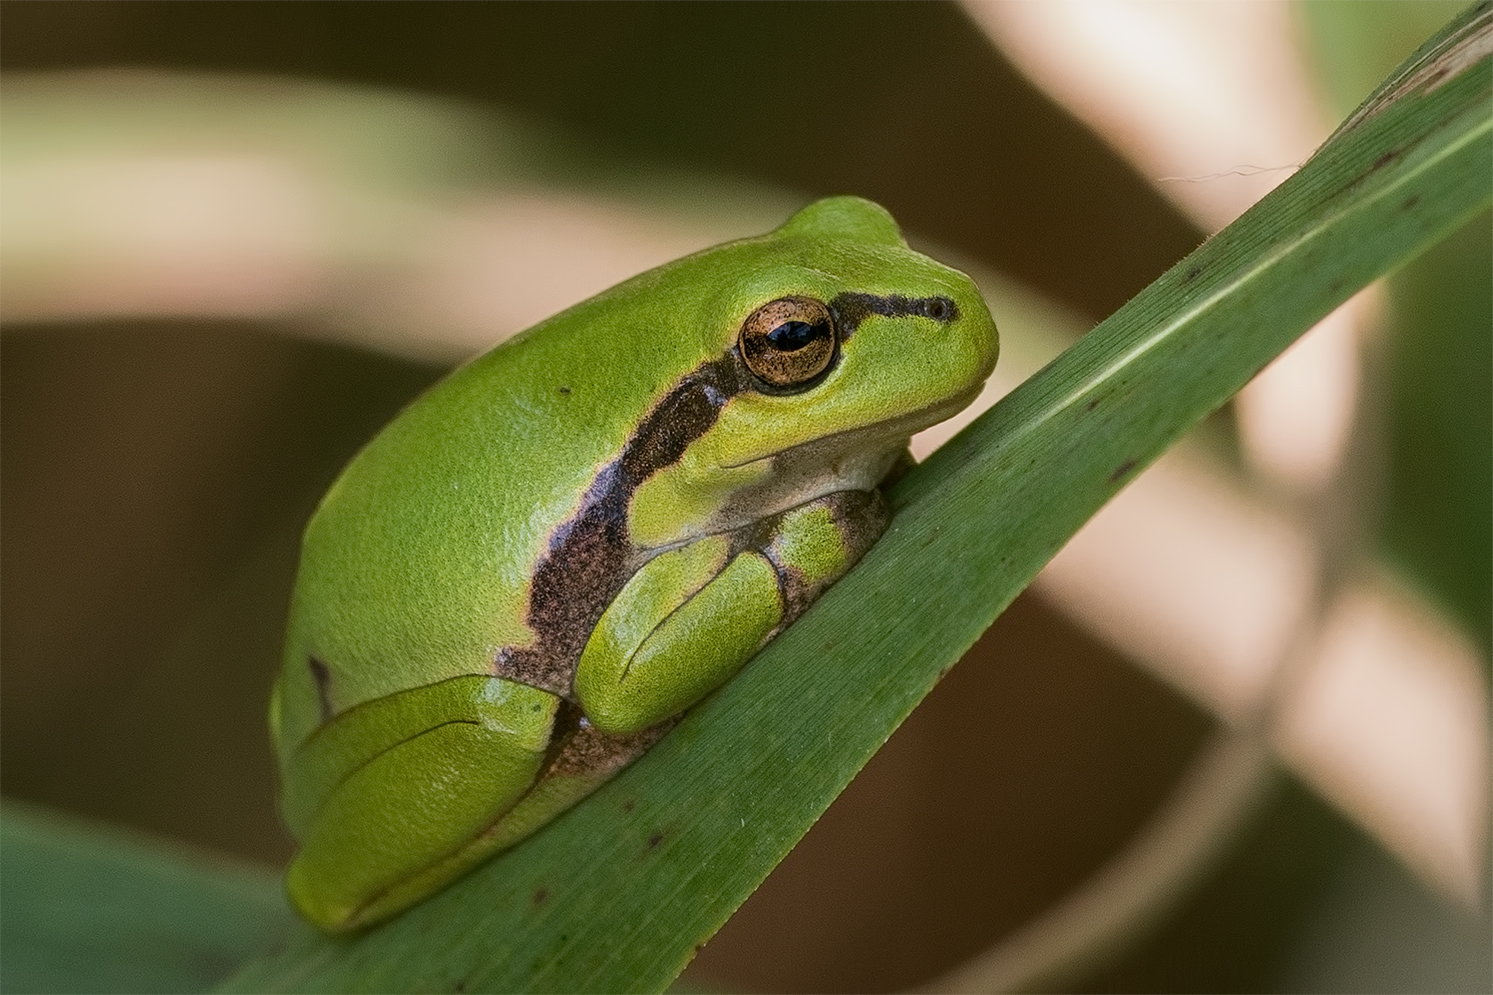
[270,196,998,931]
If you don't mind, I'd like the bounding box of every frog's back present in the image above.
[275,263,738,745]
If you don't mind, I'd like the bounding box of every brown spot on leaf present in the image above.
[648,831,664,849]
[1328,7,1492,141]
[532,888,549,906]
[1109,458,1138,484]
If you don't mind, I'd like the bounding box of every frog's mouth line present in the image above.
[718,383,986,471]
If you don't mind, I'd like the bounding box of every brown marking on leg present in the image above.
[308,656,334,722]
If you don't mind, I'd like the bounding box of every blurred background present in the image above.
[1,2,1487,992]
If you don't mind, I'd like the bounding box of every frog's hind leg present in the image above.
[478,712,674,853]
[281,675,560,931]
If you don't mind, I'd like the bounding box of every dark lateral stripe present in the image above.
[496,356,745,694]
[493,291,956,698]
[829,293,959,337]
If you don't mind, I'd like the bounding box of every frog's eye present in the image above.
[739,296,838,390]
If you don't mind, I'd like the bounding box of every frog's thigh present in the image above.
[283,676,559,931]
[480,719,674,853]
[575,536,782,736]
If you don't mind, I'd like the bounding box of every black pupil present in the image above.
[767,320,824,352]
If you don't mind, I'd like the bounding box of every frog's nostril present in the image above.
[921,297,957,322]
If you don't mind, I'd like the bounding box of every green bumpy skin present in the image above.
[270,196,999,931]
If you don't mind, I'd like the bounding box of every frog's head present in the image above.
[627,196,998,548]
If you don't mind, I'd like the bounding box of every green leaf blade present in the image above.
[0,802,294,995]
